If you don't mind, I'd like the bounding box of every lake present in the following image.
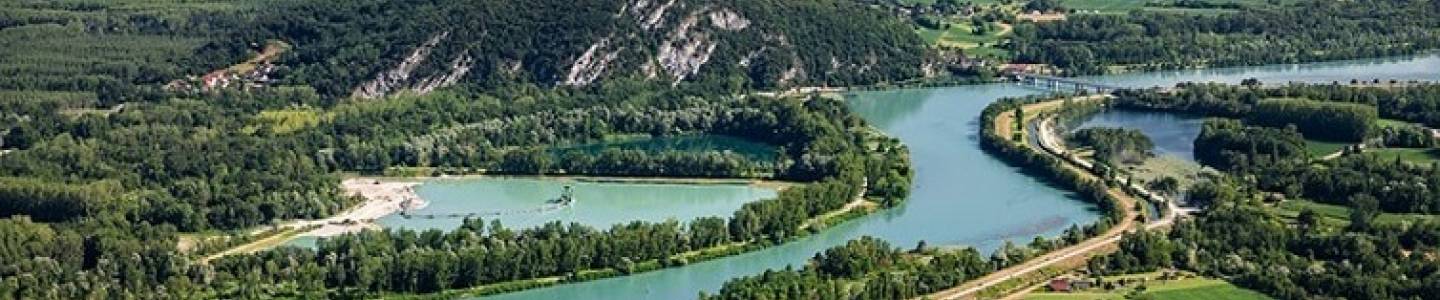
[381,177,777,232]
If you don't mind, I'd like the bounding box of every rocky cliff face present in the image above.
[350,32,475,99]
[565,1,772,87]
[338,0,921,99]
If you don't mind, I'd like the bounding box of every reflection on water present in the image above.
[1070,109,1206,161]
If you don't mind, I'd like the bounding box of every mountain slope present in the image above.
[222,0,926,98]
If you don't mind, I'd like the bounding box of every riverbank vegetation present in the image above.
[1078,83,1440,300]
[984,95,1125,223]
[702,231,1107,300]
[702,237,993,300]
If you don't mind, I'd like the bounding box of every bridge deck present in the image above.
[1011,72,1125,91]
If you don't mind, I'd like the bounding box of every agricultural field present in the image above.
[1060,0,1295,14]
[1270,199,1440,229]
[1363,148,1440,166]
[1058,0,1147,13]
[916,21,1013,59]
[1025,273,1273,300]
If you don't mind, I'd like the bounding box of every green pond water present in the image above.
[422,54,1440,299]
[381,177,777,232]
[289,178,776,248]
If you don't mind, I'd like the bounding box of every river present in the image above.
[473,54,1440,299]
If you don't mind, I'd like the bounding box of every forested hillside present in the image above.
[1010,0,1440,74]
[0,1,928,298]
[215,0,927,98]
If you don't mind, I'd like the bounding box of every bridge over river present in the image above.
[1010,72,1125,94]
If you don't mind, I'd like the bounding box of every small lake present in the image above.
[1068,109,1206,162]
[286,177,776,248]
[379,177,776,232]
[554,135,779,162]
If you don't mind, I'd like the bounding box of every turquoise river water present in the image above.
[427,54,1440,299]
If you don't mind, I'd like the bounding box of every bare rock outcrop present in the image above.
[351,32,449,99]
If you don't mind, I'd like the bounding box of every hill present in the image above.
[215,0,927,98]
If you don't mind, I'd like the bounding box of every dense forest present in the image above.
[1192,118,1309,171]
[1010,0,1440,74]
[0,0,926,298]
[1194,113,1440,214]
[1092,182,1440,300]
[1066,127,1154,164]
[1114,82,1440,128]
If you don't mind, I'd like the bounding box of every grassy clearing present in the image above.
[1304,139,1350,157]
[1377,118,1414,128]
[1060,0,1147,13]
[1119,155,1206,190]
[1063,0,1295,14]
[916,21,1013,59]
[1145,280,1274,300]
[1271,199,1440,229]
[1364,148,1440,166]
[1025,274,1273,300]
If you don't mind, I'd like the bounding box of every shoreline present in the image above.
[294,174,797,240]
[297,178,426,237]
[378,172,799,190]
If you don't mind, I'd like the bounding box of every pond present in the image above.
[286,177,777,248]
[1067,109,1206,162]
[379,177,777,232]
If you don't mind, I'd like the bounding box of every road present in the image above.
[926,95,1181,300]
